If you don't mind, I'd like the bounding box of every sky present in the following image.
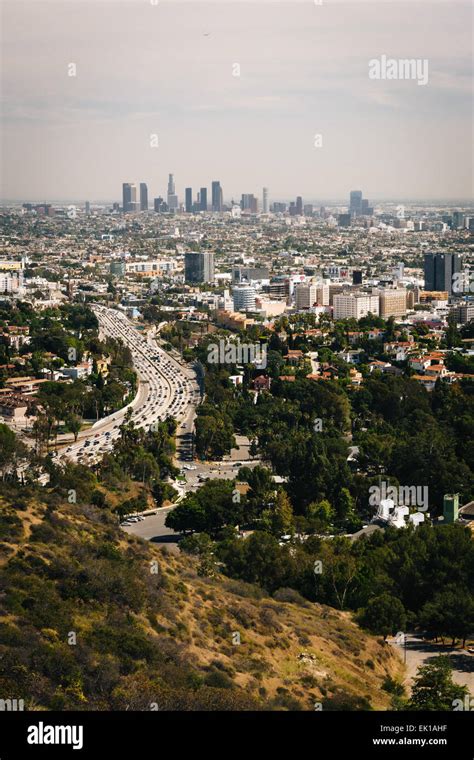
[1,0,473,203]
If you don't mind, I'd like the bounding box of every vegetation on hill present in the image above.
[0,482,405,711]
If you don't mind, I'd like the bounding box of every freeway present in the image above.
[56,305,200,467]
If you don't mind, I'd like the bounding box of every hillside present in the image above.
[0,486,404,711]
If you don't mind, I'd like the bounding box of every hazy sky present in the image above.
[1,0,472,203]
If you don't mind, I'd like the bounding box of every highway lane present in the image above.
[56,305,200,467]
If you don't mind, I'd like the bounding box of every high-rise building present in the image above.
[233,266,270,283]
[211,181,223,212]
[185,188,193,213]
[452,211,465,229]
[140,183,148,211]
[154,197,166,212]
[316,283,330,306]
[424,252,460,295]
[349,191,363,215]
[241,194,258,213]
[378,288,407,318]
[184,252,215,283]
[122,182,137,212]
[333,293,380,320]
[296,196,303,215]
[233,284,256,312]
[338,213,351,228]
[85,201,90,215]
[167,174,178,210]
[294,283,317,310]
[352,270,363,285]
[262,187,269,213]
[200,187,208,212]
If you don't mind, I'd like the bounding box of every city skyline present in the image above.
[1,0,473,202]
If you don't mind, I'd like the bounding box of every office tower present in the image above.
[424,252,460,295]
[304,204,314,216]
[167,174,178,210]
[85,201,90,215]
[294,282,317,310]
[262,187,269,213]
[378,288,407,318]
[315,282,330,306]
[338,213,351,227]
[352,270,363,285]
[452,211,465,229]
[333,293,380,320]
[289,202,297,216]
[140,183,148,211]
[272,202,287,213]
[122,182,137,212]
[241,194,258,213]
[296,196,303,215]
[184,252,215,283]
[185,188,193,213]
[233,284,256,312]
[154,196,165,212]
[200,187,208,212]
[232,266,270,284]
[349,190,363,215]
[212,181,223,212]
[268,277,290,300]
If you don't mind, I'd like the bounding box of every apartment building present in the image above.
[333,293,380,320]
[378,288,407,318]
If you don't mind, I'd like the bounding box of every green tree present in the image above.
[419,586,474,647]
[407,657,469,711]
[358,593,406,640]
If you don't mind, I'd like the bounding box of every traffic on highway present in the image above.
[55,305,200,467]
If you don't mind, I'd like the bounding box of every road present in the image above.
[55,305,200,467]
[388,634,474,695]
[121,507,181,552]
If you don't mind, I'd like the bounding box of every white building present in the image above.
[0,271,24,294]
[233,284,256,312]
[333,293,380,320]
[294,282,317,310]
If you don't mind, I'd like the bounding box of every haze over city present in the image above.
[1,0,473,203]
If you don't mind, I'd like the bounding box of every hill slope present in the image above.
[0,487,404,710]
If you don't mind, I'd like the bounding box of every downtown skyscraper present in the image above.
[424,252,461,295]
[122,182,138,212]
[211,181,223,212]
[140,183,148,211]
[185,187,193,213]
[167,174,178,210]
